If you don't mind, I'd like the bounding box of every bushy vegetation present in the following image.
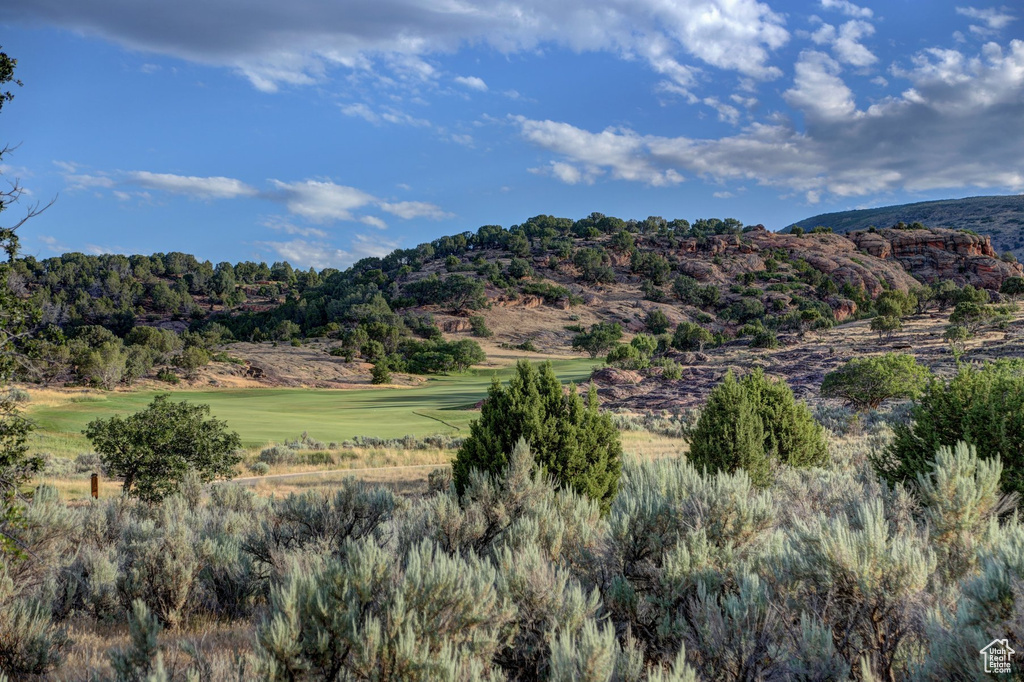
[5,424,1024,679]
[84,395,242,503]
[688,370,827,486]
[453,360,622,512]
[821,353,930,410]
[876,360,1024,497]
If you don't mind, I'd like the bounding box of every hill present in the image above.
[785,194,1024,260]
[10,214,1021,392]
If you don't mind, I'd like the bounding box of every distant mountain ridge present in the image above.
[785,195,1024,260]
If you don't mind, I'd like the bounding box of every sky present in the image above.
[0,0,1022,269]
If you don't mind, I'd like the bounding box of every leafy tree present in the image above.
[572,248,615,284]
[469,315,493,338]
[672,321,713,352]
[821,354,930,410]
[876,360,1024,497]
[689,370,826,485]
[452,360,622,512]
[643,309,671,334]
[172,345,210,379]
[688,372,768,484]
[870,315,901,340]
[84,395,242,503]
[606,343,647,370]
[0,47,45,555]
[673,275,720,308]
[1000,276,1024,300]
[571,322,623,358]
[875,290,917,318]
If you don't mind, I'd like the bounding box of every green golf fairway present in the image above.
[26,358,599,455]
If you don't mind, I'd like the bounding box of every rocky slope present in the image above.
[849,227,1022,289]
[785,194,1024,260]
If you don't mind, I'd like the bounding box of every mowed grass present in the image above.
[23,358,599,457]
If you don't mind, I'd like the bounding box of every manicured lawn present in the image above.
[25,359,599,456]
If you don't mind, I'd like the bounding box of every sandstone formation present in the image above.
[849,227,1022,289]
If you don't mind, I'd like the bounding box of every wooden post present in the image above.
[91,473,99,499]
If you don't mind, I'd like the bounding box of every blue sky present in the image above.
[1,0,1022,268]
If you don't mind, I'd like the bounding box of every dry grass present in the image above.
[54,616,255,681]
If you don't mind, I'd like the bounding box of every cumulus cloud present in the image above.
[784,51,858,121]
[454,75,487,91]
[125,171,258,199]
[809,20,876,66]
[515,116,684,186]
[65,173,117,190]
[4,0,789,93]
[266,179,376,222]
[360,215,389,229]
[262,215,329,238]
[515,39,1024,201]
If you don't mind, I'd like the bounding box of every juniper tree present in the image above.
[878,360,1024,498]
[688,370,826,485]
[821,353,930,410]
[453,360,622,513]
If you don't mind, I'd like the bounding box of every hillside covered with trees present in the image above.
[8,214,1022,392]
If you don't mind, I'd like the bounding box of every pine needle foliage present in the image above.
[453,360,622,513]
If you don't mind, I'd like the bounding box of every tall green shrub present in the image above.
[452,360,622,512]
[821,354,930,410]
[877,360,1024,497]
[688,372,769,485]
[688,370,826,485]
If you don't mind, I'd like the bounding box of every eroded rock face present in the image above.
[491,294,544,309]
[744,231,920,297]
[442,318,473,333]
[590,367,643,385]
[849,227,1022,289]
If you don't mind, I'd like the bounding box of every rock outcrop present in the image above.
[849,227,1022,289]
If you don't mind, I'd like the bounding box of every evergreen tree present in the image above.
[453,360,622,512]
[688,370,826,485]
[688,371,769,485]
[877,360,1024,497]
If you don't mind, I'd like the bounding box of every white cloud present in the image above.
[703,96,741,124]
[65,173,117,190]
[809,20,876,66]
[267,179,376,222]
[832,20,876,66]
[379,200,451,220]
[820,0,873,19]
[125,171,258,199]
[515,115,684,186]
[262,215,329,238]
[454,75,487,91]
[514,39,1024,200]
[350,233,401,260]
[258,239,352,269]
[340,102,379,123]
[713,191,734,198]
[7,0,790,93]
[360,215,389,229]
[784,51,858,121]
[957,6,1016,35]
